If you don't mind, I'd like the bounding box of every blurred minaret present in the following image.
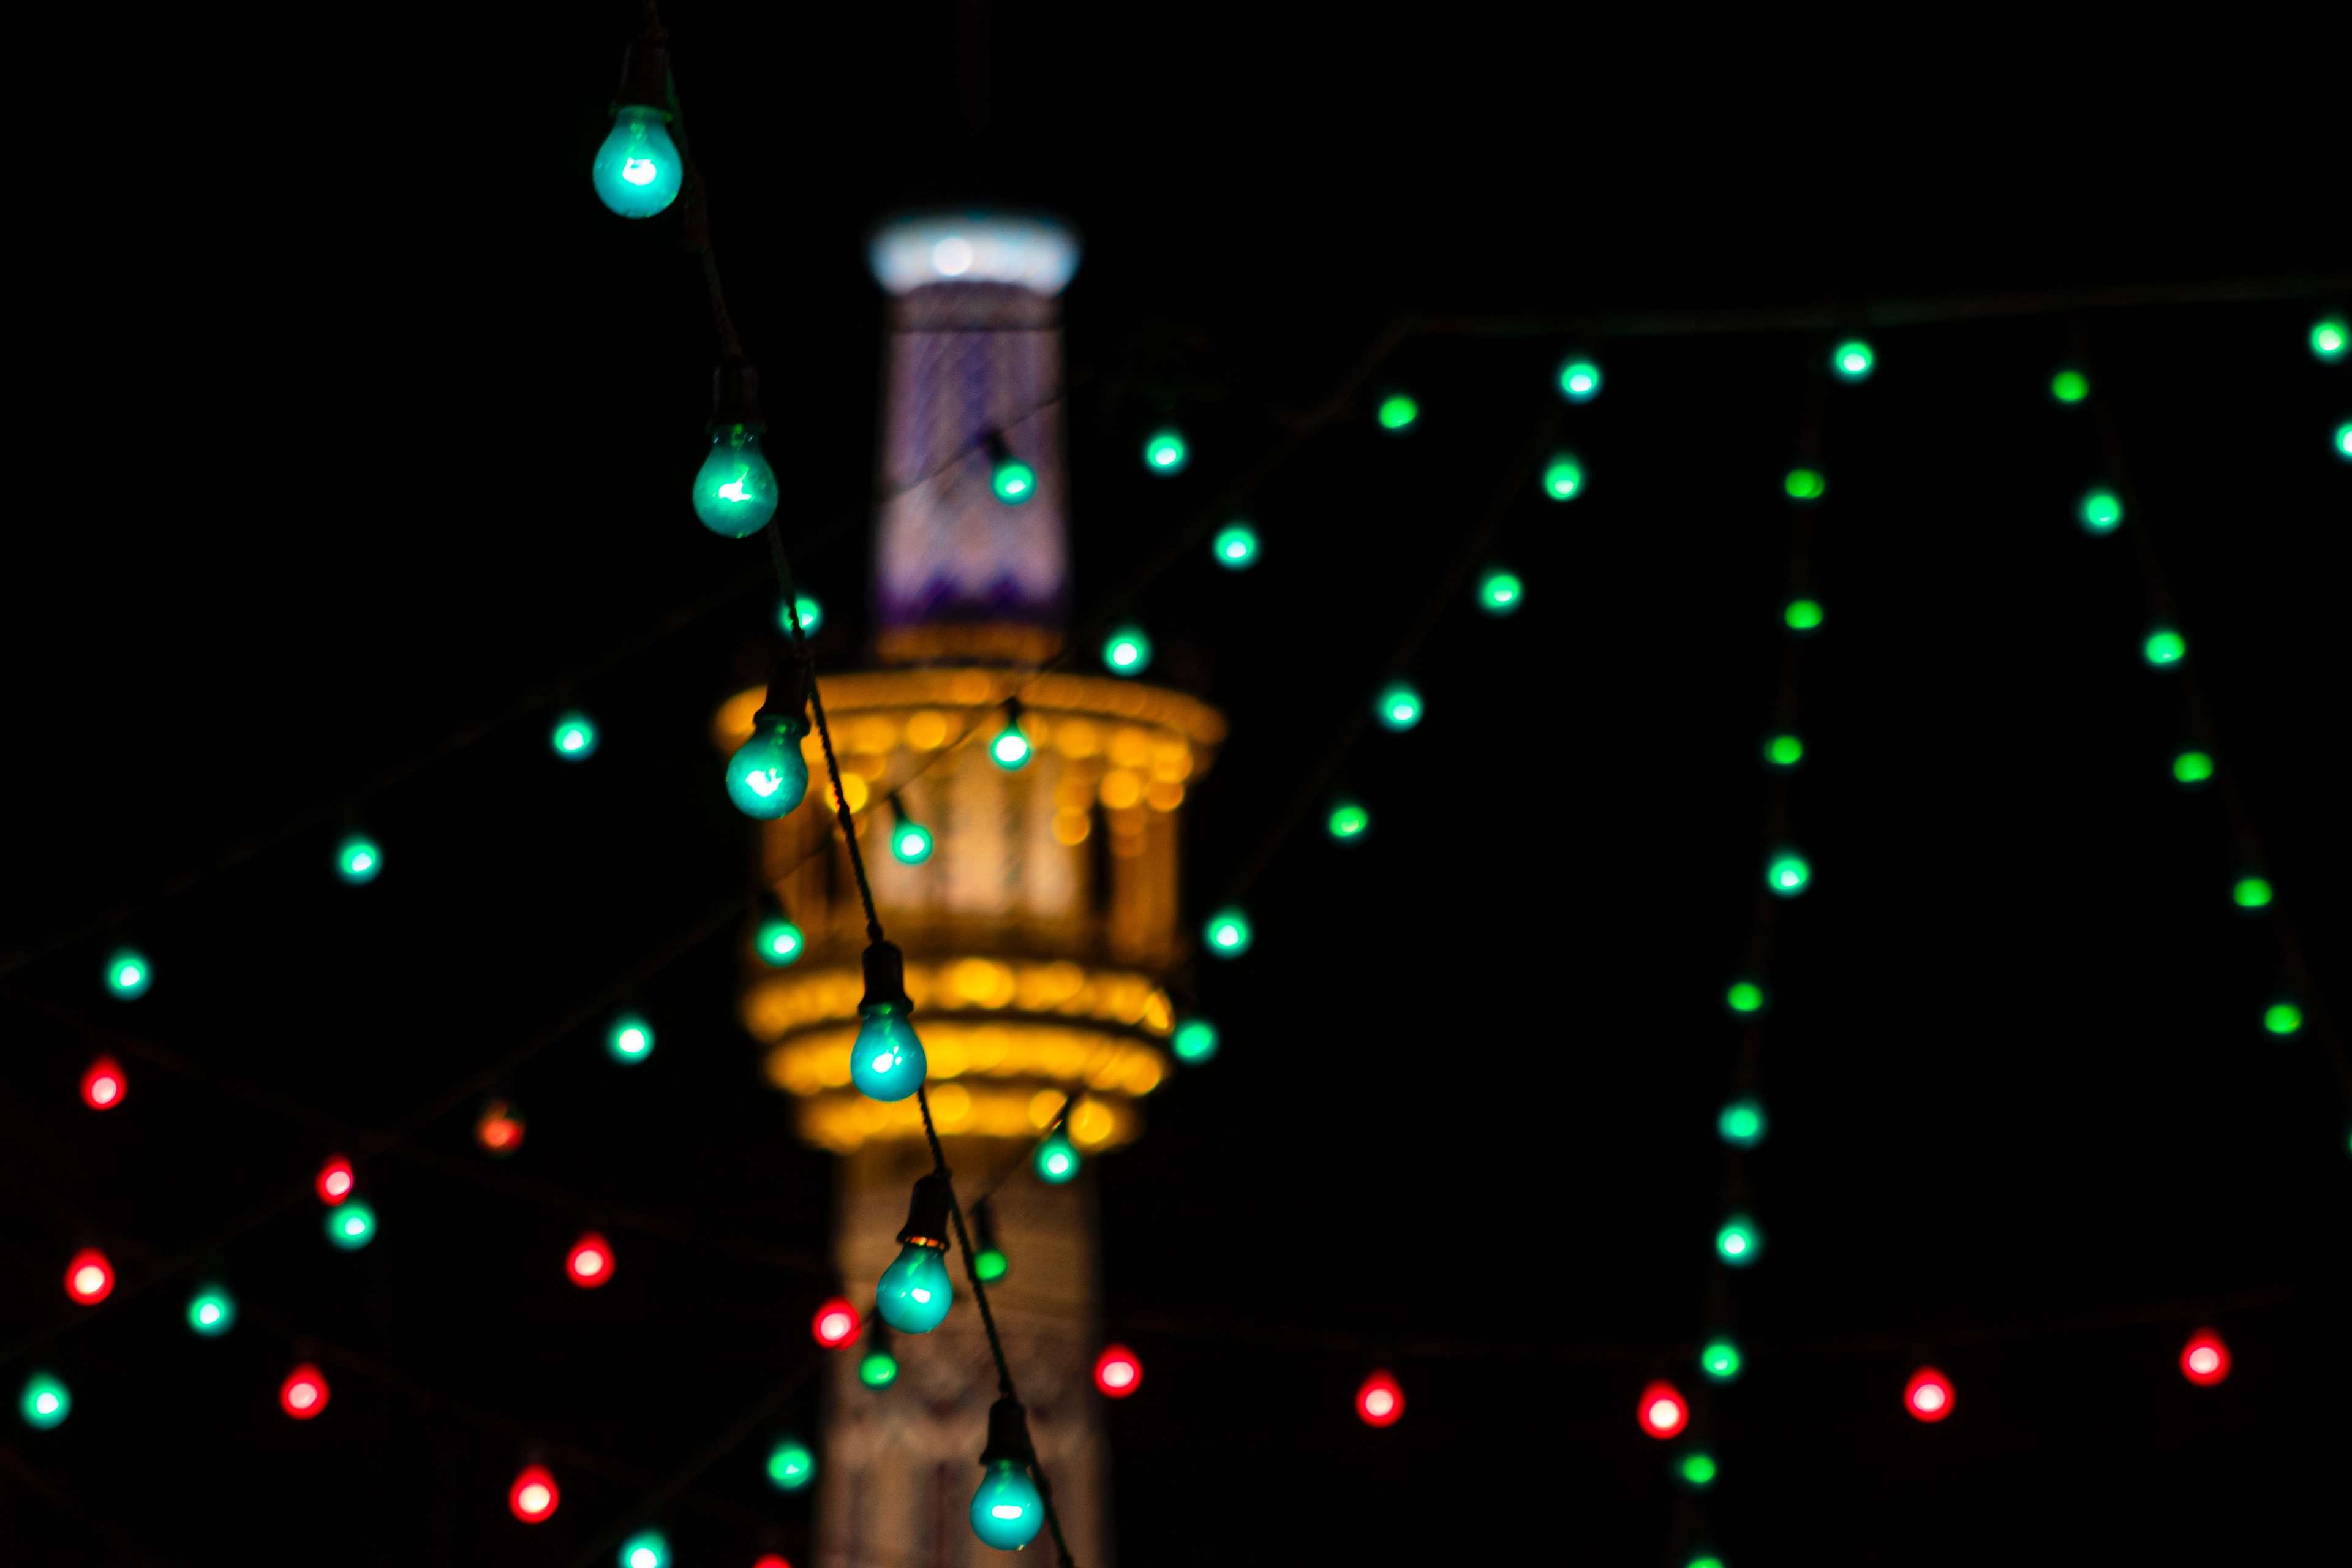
[715,214,1223,1567]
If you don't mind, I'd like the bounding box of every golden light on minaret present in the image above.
[715,214,1221,1566]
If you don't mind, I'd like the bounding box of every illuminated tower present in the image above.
[715,214,1223,1566]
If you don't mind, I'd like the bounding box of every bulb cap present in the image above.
[978,1396,1035,1468]
[897,1173,952,1251]
[613,32,673,114]
[753,650,813,729]
[712,359,768,434]
[862,940,911,1012]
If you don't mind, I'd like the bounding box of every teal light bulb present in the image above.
[336,835,382,886]
[1716,1215,1762,1266]
[1832,340,1875,380]
[970,1458,1045,1550]
[850,1003,927,1101]
[1558,358,1602,402]
[617,1529,670,1568]
[1700,1338,1742,1381]
[1376,682,1423,731]
[328,1200,377,1251]
[187,1284,237,1337]
[726,719,810,819]
[1213,522,1259,569]
[756,918,804,967]
[20,1373,70,1430]
[1544,453,1585,500]
[778,594,824,636]
[766,1438,816,1491]
[1144,430,1189,474]
[1204,907,1253,957]
[1477,569,1523,615]
[1717,1099,1767,1148]
[609,1014,655,1063]
[1172,1018,1219,1063]
[1103,625,1153,676]
[2079,488,2124,533]
[551,711,599,760]
[1327,800,1370,840]
[692,428,779,537]
[876,1243,953,1333]
[590,107,683,219]
[992,457,1037,504]
[2337,420,2351,462]
[1765,852,1811,897]
[2314,316,2348,362]
[1035,1130,1080,1184]
[891,820,934,864]
[106,948,151,999]
[990,724,1033,769]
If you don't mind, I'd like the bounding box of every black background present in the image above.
[4,5,2348,1564]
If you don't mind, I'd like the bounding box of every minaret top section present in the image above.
[869,214,1079,298]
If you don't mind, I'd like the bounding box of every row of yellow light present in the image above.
[745,958,1176,1036]
[794,1079,1136,1153]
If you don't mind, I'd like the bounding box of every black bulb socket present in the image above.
[711,360,767,435]
[861,940,911,1012]
[612,32,673,115]
[978,1396,1035,1467]
[897,1173,951,1253]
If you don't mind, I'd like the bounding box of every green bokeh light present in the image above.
[1716,1216,1762,1265]
[187,1285,237,1337]
[1832,341,1874,380]
[551,712,599,761]
[1700,1339,1743,1381]
[1679,1451,1719,1487]
[1689,1558,1726,1568]
[2078,489,2123,533]
[1478,569,1524,615]
[1327,801,1370,841]
[2143,630,2187,666]
[1784,467,1826,500]
[1764,732,1804,768]
[1376,682,1423,731]
[2264,1001,2303,1036]
[2051,369,2090,403]
[20,1373,70,1430]
[2232,876,2273,909]
[608,1014,655,1063]
[1035,1131,1080,1184]
[1144,430,1189,474]
[1558,358,1602,402]
[1783,598,1824,632]
[1377,394,1419,431]
[2314,316,2348,361]
[336,836,382,886]
[1725,981,1765,1015]
[756,918,804,967]
[767,1439,816,1492]
[1212,522,1259,569]
[1204,908,1253,957]
[617,1529,670,1568]
[2172,749,2214,786]
[974,1247,1009,1281]
[1102,625,1153,677]
[327,1200,377,1251]
[1544,454,1585,500]
[2337,421,2351,461]
[859,1351,899,1389]
[1766,853,1811,896]
[1172,1019,1219,1063]
[892,821,935,865]
[990,725,1033,770]
[992,458,1036,505]
[1717,1099,1768,1148]
[107,948,151,999]
[778,594,824,637]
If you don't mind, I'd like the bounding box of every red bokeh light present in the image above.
[567,1232,615,1289]
[81,1057,126,1111]
[476,1100,526,1156]
[1637,1380,1688,1439]
[317,1156,355,1206]
[1355,1370,1405,1428]
[1093,1344,1143,1398]
[753,1557,793,1568]
[812,1296,861,1349]
[281,1364,331,1420]
[64,1248,115,1305]
[2180,1329,2231,1387]
[1904,1366,1954,1422]
[508,1464,560,1523]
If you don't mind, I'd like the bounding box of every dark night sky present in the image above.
[4,6,2348,1564]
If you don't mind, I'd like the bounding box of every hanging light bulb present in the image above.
[327,1200,378,1251]
[80,1055,126,1111]
[2179,1328,2231,1386]
[970,1398,1047,1549]
[755,913,805,967]
[1477,568,1523,615]
[1765,850,1811,897]
[1831,339,1875,380]
[2172,748,2215,787]
[316,1155,355,1205]
[187,1283,238,1337]
[876,1174,954,1333]
[19,1372,70,1430]
[1035,1129,1080,1184]
[1677,1450,1719,1489]
[850,941,927,1101]
[475,1098,526,1156]
[64,1249,115,1305]
[1783,597,1825,633]
[778,594,824,638]
[617,1529,671,1568]
[1724,980,1766,1015]
[1715,1215,1762,1266]
[1904,1366,1955,1422]
[1699,1338,1742,1382]
[1171,1017,1219,1064]
[2314,315,2349,361]
[886,795,935,864]
[566,1232,616,1289]
[590,33,683,219]
[1202,907,1253,957]
[693,361,780,537]
[2232,875,2274,910]
[1327,799,1370,840]
[1094,1344,1144,1398]
[1557,357,1602,402]
[811,1296,861,1349]
[551,711,600,761]
[2078,488,2124,534]
[1375,682,1423,731]
[335,835,382,885]
[105,948,151,999]
[2051,368,2091,402]
[1637,1381,1689,1438]
[766,1438,817,1492]
[1356,1370,1406,1427]
[1543,453,1585,500]
[2262,1000,2302,1036]
[1717,1099,1768,1148]
[608,1013,656,1063]
[1102,625,1153,676]
[1142,429,1189,474]
[280,1363,331,1420]
[860,1321,900,1389]
[991,700,1034,770]
[1376,393,1420,431]
[1784,467,1827,500]
[2143,628,2187,666]
[990,439,1038,505]
[1762,731,1804,769]
[727,655,812,820]
[1212,522,1259,570]
[509,1464,560,1524]
[972,1199,1009,1282]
